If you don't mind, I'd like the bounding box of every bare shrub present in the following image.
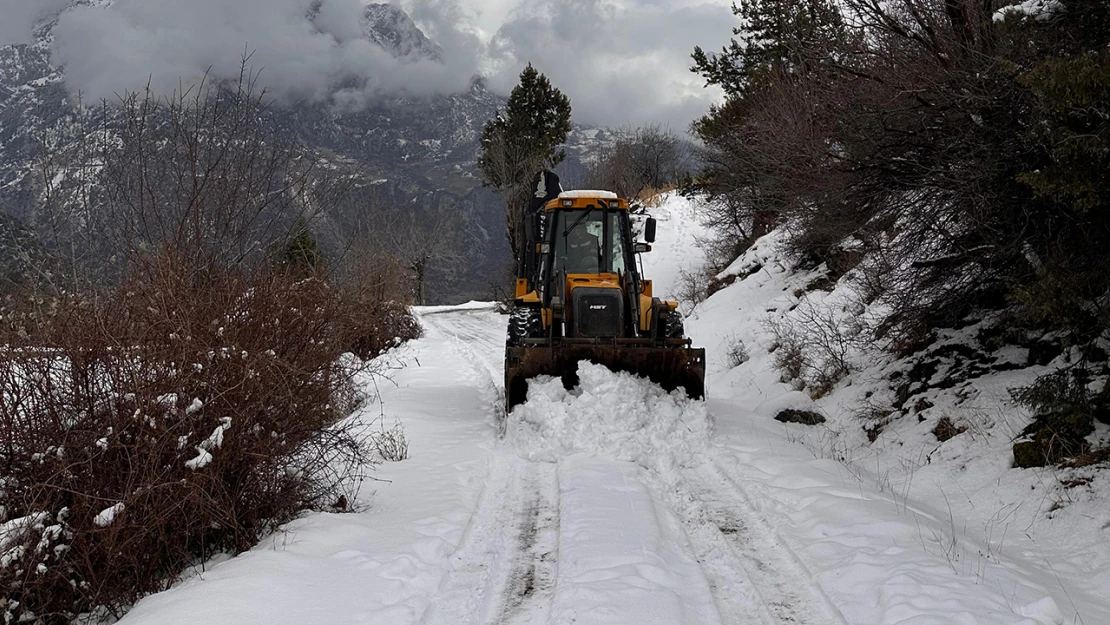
[329,224,423,359]
[337,286,420,361]
[0,61,420,624]
[0,258,412,623]
[694,225,755,279]
[585,125,692,205]
[765,299,866,398]
[371,424,410,463]
[690,0,1110,348]
[767,329,806,388]
[724,335,750,368]
[677,268,710,312]
[333,360,371,417]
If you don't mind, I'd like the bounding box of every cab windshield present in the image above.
[552,209,630,275]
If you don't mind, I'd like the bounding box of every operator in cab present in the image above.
[564,225,600,273]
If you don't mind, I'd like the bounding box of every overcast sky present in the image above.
[0,0,734,129]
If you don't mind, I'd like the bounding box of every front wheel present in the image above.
[665,309,686,339]
[506,306,542,347]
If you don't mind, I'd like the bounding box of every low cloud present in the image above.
[0,0,732,128]
[484,0,732,129]
[40,0,481,105]
[0,0,70,45]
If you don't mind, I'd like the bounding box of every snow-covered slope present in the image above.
[677,196,1110,624]
[106,192,1106,625]
[636,192,710,304]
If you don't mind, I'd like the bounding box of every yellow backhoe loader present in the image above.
[504,171,706,410]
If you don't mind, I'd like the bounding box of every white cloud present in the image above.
[479,0,733,128]
[0,0,70,45]
[47,0,480,105]
[1,0,734,128]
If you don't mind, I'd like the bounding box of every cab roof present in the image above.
[545,190,628,211]
[560,190,617,199]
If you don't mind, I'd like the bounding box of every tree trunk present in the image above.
[751,209,778,241]
[414,257,427,306]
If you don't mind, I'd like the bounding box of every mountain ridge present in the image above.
[0,1,614,302]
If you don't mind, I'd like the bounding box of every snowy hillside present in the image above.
[676,195,1110,624]
[102,192,1107,625]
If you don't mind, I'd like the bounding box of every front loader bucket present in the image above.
[504,342,706,411]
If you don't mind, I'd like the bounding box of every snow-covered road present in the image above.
[112,194,1105,625]
[394,305,851,625]
[115,300,1099,625]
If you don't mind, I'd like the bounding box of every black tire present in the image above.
[665,309,686,339]
[506,306,543,347]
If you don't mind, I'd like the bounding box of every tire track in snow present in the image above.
[678,460,851,625]
[495,463,560,625]
[418,307,506,421]
[420,306,842,625]
[638,463,777,625]
[416,307,563,625]
[418,454,544,625]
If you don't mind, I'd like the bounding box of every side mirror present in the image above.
[644,217,657,243]
[633,242,652,254]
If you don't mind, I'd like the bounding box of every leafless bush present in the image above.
[325,220,423,359]
[697,227,754,277]
[692,0,1078,344]
[371,424,409,462]
[336,282,421,361]
[677,268,710,312]
[0,258,412,623]
[333,360,371,417]
[585,125,692,205]
[768,330,806,388]
[724,336,750,368]
[765,299,866,398]
[0,59,419,624]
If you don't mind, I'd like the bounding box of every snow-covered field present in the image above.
[114,193,1107,625]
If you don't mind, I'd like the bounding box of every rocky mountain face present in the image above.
[0,3,613,302]
[359,3,445,61]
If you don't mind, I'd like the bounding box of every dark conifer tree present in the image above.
[477,64,572,263]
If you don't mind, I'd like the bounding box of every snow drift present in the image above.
[505,361,711,470]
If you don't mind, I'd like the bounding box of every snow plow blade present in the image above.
[504,340,706,411]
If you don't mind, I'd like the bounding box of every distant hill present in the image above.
[0,2,616,303]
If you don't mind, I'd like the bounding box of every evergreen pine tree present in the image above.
[478,64,572,263]
[691,0,849,98]
[278,218,323,277]
[1014,0,1110,215]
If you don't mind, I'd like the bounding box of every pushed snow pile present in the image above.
[506,362,711,468]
